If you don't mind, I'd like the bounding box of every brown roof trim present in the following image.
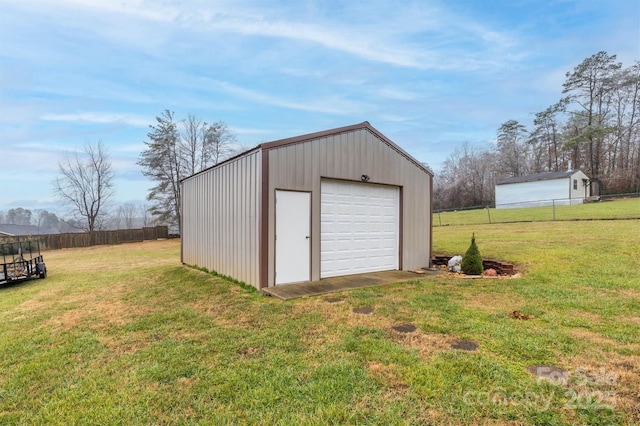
[180,145,261,183]
[364,124,434,177]
[181,121,433,182]
[260,122,371,150]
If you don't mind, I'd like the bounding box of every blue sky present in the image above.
[1,0,638,214]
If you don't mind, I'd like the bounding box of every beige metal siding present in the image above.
[181,150,261,288]
[266,128,431,286]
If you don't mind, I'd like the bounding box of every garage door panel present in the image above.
[321,180,399,278]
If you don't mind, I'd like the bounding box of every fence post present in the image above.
[486,206,491,224]
[438,212,442,227]
[552,199,556,221]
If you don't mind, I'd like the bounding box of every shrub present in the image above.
[461,233,483,275]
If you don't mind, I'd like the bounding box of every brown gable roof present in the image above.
[260,121,432,176]
[182,121,432,182]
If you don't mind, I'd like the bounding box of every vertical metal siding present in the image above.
[181,150,261,288]
[266,128,431,286]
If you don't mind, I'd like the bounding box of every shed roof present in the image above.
[496,170,587,185]
[0,224,57,236]
[181,121,432,182]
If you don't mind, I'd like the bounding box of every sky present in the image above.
[1,0,638,215]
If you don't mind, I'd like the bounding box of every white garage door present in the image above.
[321,180,399,278]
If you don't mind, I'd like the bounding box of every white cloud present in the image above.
[208,79,366,115]
[375,88,419,101]
[41,112,150,127]
[229,127,275,136]
[4,0,522,72]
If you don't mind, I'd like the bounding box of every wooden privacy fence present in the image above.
[0,226,169,250]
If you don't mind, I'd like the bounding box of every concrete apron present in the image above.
[262,269,442,300]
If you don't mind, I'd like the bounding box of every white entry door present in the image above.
[321,180,399,278]
[275,190,311,285]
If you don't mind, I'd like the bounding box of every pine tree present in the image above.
[461,233,484,275]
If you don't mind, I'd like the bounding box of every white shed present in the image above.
[180,122,433,290]
[495,170,591,209]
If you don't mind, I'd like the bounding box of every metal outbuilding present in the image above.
[495,169,591,209]
[180,122,433,290]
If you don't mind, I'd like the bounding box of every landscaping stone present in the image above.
[451,339,478,351]
[393,323,416,333]
[527,365,568,384]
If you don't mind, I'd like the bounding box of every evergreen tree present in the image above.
[461,233,484,275]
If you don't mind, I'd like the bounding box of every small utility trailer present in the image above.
[0,241,47,285]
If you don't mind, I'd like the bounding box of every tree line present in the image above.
[435,51,639,210]
[0,204,154,233]
[49,51,637,230]
[46,111,238,236]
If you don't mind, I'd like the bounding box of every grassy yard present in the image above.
[434,197,640,226]
[1,219,639,425]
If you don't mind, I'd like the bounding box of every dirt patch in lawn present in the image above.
[295,299,457,361]
[460,291,528,313]
[624,316,640,326]
[300,322,343,350]
[616,288,640,301]
[390,329,453,360]
[46,309,86,330]
[237,346,263,358]
[565,354,640,424]
[568,310,602,322]
[366,361,407,390]
[570,329,619,346]
[293,298,392,331]
[99,331,151,355]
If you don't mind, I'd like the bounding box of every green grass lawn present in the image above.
[434,197,640,226]
[1,219,639,425]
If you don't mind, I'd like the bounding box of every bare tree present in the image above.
[204,121,236,165]
[33,209,60,231]
[121,203,136,229]
[53,141,114,237]
[138,110,236,233]
[180,115,237,175]
[139,204,152,227]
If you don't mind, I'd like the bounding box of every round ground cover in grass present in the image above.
[527,365,568,384]
[451,339,478,351]
[393,323,416,333]
[352,306,374,314]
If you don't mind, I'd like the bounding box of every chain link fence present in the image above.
[433,193,640,226]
